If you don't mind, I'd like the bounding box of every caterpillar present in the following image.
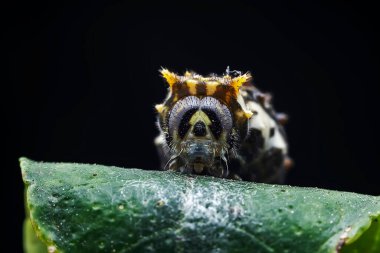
[154,68,292,183]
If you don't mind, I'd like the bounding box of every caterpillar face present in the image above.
[155,68,253,176]
[167,96,233,173]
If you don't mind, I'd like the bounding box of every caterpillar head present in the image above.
[156,68,253,176]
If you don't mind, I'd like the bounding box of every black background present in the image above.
[3,0,379,251]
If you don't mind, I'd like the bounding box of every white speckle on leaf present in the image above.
[180,181,244,229]
[48,245,57,253]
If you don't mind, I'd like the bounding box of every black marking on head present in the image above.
[269,128,275,138]
[168,96,200,138]
[177,82,190,99]
[202,108,223,139]
[196,83,207,96]
[178,108,198,139]
[200,97,233,139]
[213,85,227,102]
[171,81,181,98]
[193,121,207,137]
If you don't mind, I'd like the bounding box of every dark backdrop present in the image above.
[3,0,379,251]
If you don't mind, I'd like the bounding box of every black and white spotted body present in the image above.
[232,85,289,182]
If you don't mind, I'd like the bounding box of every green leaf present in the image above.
[23,218,48,253]
[21,157,380,253]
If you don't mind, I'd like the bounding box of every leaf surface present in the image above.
[21,158,380,253]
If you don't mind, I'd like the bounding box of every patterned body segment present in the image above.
[155,68,291,183]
